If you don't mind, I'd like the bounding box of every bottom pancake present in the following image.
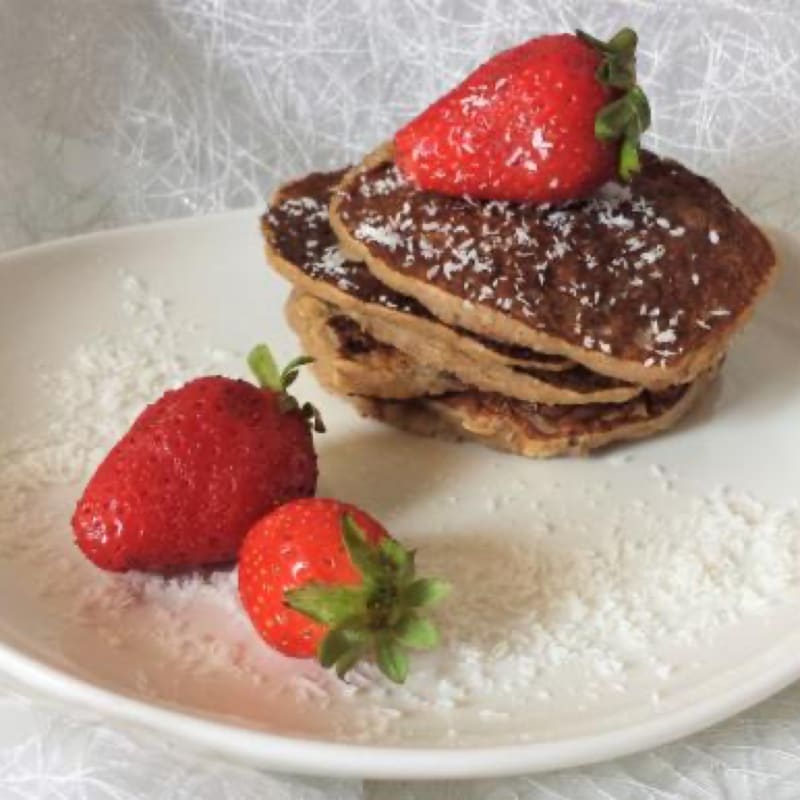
[349,375,712,458]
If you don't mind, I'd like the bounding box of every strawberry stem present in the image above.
[576,26,652,181]
[281,356,315,389]
[247,344,325,432]
[248,344,283,392]
[284,514,450,683]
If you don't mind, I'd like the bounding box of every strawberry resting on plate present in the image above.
[72,345,323,573]
[394,27,651,203]
[238,498,449,683]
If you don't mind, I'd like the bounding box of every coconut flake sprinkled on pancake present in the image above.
[335,152,774,372]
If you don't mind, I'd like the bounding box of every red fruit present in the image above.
[72,345,323,572]
[238,498,449,683]
[394,27,651,203]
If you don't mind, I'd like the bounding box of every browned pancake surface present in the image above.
[334,151,775,369]
[263,170,569,368]
[437,384,688,439]
[353,375,708,457]
[262,169,424,315]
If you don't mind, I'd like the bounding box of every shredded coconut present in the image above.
[530,128,553,160]
[354,222,403,251]
[2,275,797,744]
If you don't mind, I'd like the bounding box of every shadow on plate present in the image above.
[316,426,470,517]
[412,530,578,653]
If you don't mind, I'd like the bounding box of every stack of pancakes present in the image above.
[262,143,776,457]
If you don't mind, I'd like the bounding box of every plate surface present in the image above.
[0,211,798,780]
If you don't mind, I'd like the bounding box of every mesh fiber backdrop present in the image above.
[1,0,798,251]
[2,1,800,799]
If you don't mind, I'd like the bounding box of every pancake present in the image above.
[350,373,713,458]
[288,288,716,457]
[342,303,639,405]
[289,291,643,406]
[262,169,572,372]
[288,285,715,457]
[286,290,461,399]
[330,143,776,389]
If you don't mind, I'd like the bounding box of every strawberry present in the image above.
[72,345,323,573]
[394,27,651,203]
[238,498,449,683]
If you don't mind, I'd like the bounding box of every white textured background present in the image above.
[1,0,799,797]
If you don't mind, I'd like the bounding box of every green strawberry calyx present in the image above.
[247,343,325,432]
[284,515,450,684]
[576,27,652,181]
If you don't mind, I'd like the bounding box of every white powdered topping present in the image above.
[530,128,553,160]
[635,244,666,268]
[344,157,745,372]
[654,329,677,345]
[459,93,491,112]
[280,196,327,223]
[544,210,574,239]
[355,222,403,251]
[504,146,525,167]
[314,244,358,295]
[514,226,536,247]
[595,205,635,231]
[6,274,797,744]
[276,189,417,313]
[378,486,800,718]
[358,164,406,198]
[626,236,646,252]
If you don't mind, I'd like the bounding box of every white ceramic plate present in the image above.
[0,211,798,779]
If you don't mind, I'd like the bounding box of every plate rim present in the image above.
[0,206,260,266]
[4,633,800,780]
[1,215,798,779]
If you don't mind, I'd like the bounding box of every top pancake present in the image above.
[330,143,777,388]
[262,168,570,371]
